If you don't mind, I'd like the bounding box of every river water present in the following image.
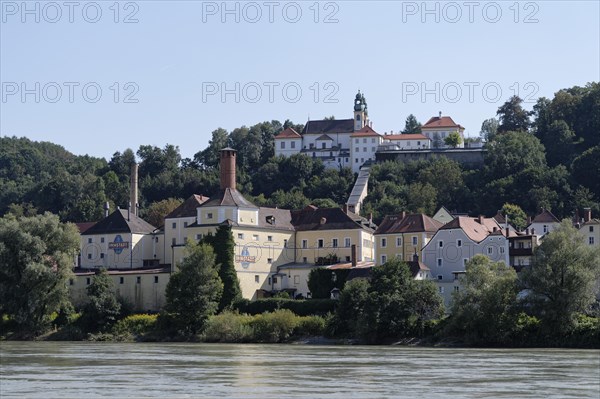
[1,342,599,398]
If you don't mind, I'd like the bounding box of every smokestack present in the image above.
[505,227,510,237]
[438,111,442,118]
[351,244,357,268]
[584,208,592,223]
[477,215,483,224]
[220,148,237,190]
[103,202,110,218]
[130,163,138,216]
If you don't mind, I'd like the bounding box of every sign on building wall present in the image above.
[236,246,256,269]
[108,235,129,254]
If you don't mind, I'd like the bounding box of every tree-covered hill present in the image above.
[1,83,598,224]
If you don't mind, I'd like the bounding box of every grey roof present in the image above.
[199,188,258,209]
[165,194,209,219]
[82,209,156,235]
[302,119,354,135]
[291,205,375,232]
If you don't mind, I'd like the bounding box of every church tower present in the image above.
[353,90,368,131]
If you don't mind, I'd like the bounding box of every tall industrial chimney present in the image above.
[220,148,236,190]
[130,163,139,216]
[103,202,110,218]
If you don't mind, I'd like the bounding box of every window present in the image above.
[355,158,358,163]
[281,141,285,149]
[154,276,159,283]
[291,141,295,149]
[184,221,188,228]
[463,258,468,266]
[361,158,364,163]
[355,147,359,153]
[238,233,244,239]
[487,247,493,254]
[355,138,359,144]
[363,147,367,152]
[318,239,324,248]
[284,239,288,247]
[294,275,300,284]
[101,237,105,243]
[589,226,594,232]
[371,147,376,152]
[345,238,351,247]
[88,238,92,244]
[500,247,505,254]
[267,258,272,264]
[100,253,104,259]
[322,142,326,149]
[371,138,376,143]
[396,237,402,247]
[302,240,308,249]
[86,277,91,285]
[457,239,462,247]
[438,286,444,293]
[136,276,141,284]
[195,234,203,241]
[303,257,307,263]
[332,238,338,248]
[396,253,403,260]
[172,222,177,229]
[439,241,443,248]
[207,213,213,220]
[454,286,460,292]
[272,276,278,284]
[381,238,387,247]
[172,237,176,246]
[345,256,351,262]
[363,138,367,143]
[590,237,595,245]
[119,277,124,284]
[412,236,418,246]
[267,235,273,242]
[255,275,259,283]
[87,254,92,259]
[69,279,74,286]
[437,275,443,281]
[543,225,548,233]
[381,255,387,264]
[437,258,442,267]
[253,234,259,241]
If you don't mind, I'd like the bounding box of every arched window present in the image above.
[356,115,361,121]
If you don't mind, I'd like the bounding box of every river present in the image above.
[1,342,599,398]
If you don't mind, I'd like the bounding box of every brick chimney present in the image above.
[584,208,592,223]
[220,148,236,190]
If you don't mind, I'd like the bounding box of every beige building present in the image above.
[578,208,599,247]
[374,212,443,265]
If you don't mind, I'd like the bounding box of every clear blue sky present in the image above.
[1,0,599,161]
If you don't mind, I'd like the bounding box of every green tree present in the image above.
[194,128,230,169]
[521,220,600,334]
[480,117,499,142]
[544,120,577,167]
[202,225,242,311]
[444,132,463,148]
[497,96,531,133]
[332,278,370,336]
[81,268,122,332]
[363,259,444,342]
[484,131,546,181]
[501,203,527,231]
[432,132,443,148]
[163,242,223,337]
[402,114,422,134]
[0,213,79,334]
[144,198,183,228]
[572,146,600,198]
[447,255,518,344]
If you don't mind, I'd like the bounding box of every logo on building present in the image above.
[108,235,129,254]
[236,246,255,269]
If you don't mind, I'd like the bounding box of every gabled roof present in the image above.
[375,213,443,235]
[422,116,464,130]
[82,210,156,236]
[316,134,333,141]
[302,119,354,135]
[350,125,381,137]
[291,205,374,232]
[406,260,430,277]
[274,127,301,139]
[531,209,560,224]
[439,216,503,243]
[75,222,96,234]
[385,133,430,141]
[165,195,209,219]
[199,188,258,209]
[493,211,506,224]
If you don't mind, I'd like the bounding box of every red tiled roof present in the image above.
[531,209,560,224]
[375,213,443,235]
[350,125,382,137]
[422,116,464,130]
[440,216,504,242]
[385,133,429,141]
[274,127,301,139]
